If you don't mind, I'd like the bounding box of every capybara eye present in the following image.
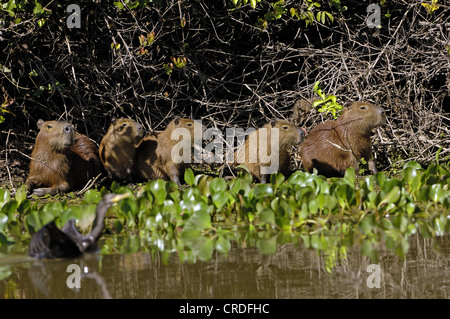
[360,105,367,110]
[186,122,193,127]
[282,125,289,130]
[122,123,127,127]
[47,125,52,129]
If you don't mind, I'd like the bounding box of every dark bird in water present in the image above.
[28,193,130,259]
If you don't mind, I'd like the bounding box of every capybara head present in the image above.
[166,117,198,143]
[35,119,75,152]
[265,119,306,149]
[108,117,144,145]
[339,102,386,133]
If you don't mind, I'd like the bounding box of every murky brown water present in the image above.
[0,234,449,299]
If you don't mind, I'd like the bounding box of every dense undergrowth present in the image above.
[0,160,449,272]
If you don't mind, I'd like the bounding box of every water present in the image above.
[0,234,449,299]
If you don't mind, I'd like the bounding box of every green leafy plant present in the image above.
[422,0,440,15]
[1,161,449,272]
[312,81,343,118]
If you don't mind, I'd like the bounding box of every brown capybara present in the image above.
[26,119,103,196]
[99,118,144,182]
[300,101,386,177]
[135,118,200,186]
[234,119,306,183]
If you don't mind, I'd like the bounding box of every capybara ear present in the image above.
[269,119,277,128]
[173,117,180,126]
[111,117,118,124]
[37,119,45,130]
[345,101,355,110]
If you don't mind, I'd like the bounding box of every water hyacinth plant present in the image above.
[0,161,449,272]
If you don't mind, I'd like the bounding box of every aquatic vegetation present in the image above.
[0,161,449,272]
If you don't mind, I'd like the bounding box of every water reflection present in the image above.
[0,234,449,298]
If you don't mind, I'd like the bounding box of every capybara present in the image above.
[135,118,199,185]
[99,118,144,182]
[234,119,306,183]
[26,119,103,196]
[300,101,386,177]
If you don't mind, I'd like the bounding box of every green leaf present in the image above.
[257,237,276,255]
[215,236,231,254]
[188,209,211,230]
[5,0,17,13]
[26,212,42,235]
[210,178,227,193]
[33,2,43,15]
[14,185,27,204]
[253,184,273,199]
[193,237,213,261]
[78,205,96,231]
[380,186,401,205]
[212,191,227,210]
[404,161,422,169]
[128,1,139,9]
[259,208,275,225]
[1,200,18,215]
[184,169,195,186]
[84,189,102,204]
[343,166,356,185]
[0,188,10,207]
[114,1,124,10]
[429,184,443,203]
[148,180,167,204]
[0,213,8,232]
[270,173,285,188]
[361,240,379,263]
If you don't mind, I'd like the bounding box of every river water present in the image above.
[0,234,449,299]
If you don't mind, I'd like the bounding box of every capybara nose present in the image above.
[63,124,72,133]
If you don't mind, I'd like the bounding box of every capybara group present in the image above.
[99,118,144,182]
[135,118,198,185]
[26,119,102,196]
[300,101,386,177]
[234,119,306,183]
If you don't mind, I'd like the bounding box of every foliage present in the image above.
[0,161,449,272]
[312,81,343,119]
[230,0,337,28]
[0,0,448,168]
[421,0,440,15]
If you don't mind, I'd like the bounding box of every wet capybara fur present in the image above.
[26,119,103,196]
[99,118,144,182]
[135,118,199,185]
[234,119,306,183]
[300,101,386,177]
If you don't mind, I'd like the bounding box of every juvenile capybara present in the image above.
[234,119,306,183]
[26,119,103,196]
[300,101,386,177]
[99,118,144,182]
[135,118,199,186]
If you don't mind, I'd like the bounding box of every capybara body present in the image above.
[99,118,144,182]
[234,119,306,183]
[300,101,386,177]
[26,119,102,196]
[135,118,198,185]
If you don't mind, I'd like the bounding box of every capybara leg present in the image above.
[169,167,181,186]
[260,174,267,184]
[32,182,70,196]
[368,159,378,174]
